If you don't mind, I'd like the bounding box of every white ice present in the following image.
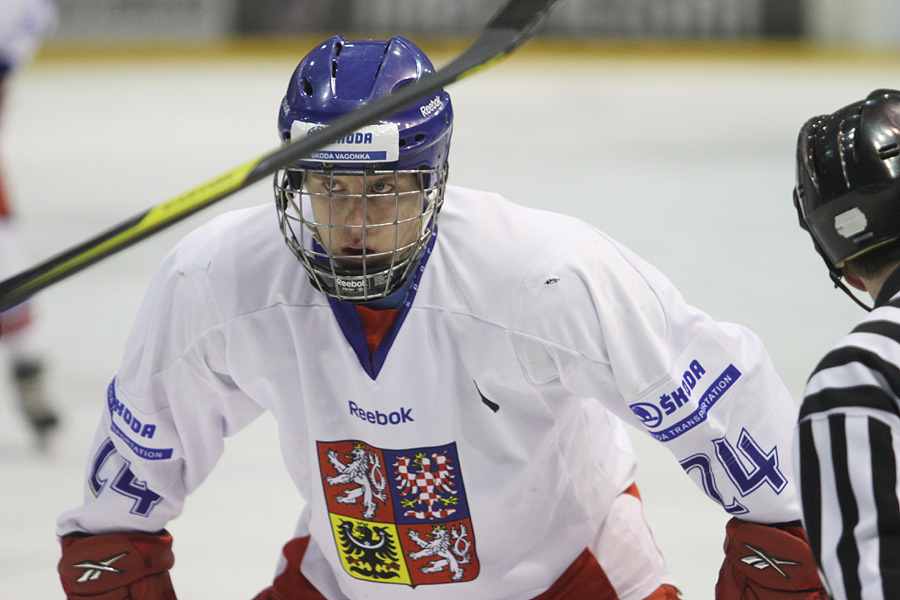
[2,44,898,599]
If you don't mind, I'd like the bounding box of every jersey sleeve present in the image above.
[512,228,801,523]
[795,311,900,600]
[57,235,266,537]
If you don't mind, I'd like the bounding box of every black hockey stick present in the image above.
[0,0,562,311]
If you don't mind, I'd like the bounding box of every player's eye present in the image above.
[370,181,394,194]
[308,178,344,194]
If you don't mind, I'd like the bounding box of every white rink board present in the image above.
[1,46,895,599]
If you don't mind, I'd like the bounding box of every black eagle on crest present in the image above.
[337,520,402,580]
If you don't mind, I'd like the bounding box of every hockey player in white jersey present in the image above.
[57,36,825,599]
[0,0,59,448]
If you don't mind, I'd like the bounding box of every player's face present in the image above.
[305,172,424,271]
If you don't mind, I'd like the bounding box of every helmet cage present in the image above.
[274,163,447,302]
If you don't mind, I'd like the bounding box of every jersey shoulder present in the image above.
[155,203,322,317]
[437,185,629,280]
[429,186,670,341]
[801,301,900,419]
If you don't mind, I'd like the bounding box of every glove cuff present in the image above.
[58,531,175,599]
[719,518,824,595]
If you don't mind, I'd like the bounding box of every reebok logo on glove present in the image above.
[738,543,802,579]
[72,551,128,583]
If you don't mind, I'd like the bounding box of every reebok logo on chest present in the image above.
[349,400,414,426]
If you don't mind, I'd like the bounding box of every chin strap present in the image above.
[829,268,873,312]
[800,209,874,312]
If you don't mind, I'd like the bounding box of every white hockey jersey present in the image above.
[58,186,802,599]
[0,0,57,73]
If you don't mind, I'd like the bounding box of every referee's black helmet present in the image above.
[794,89,900,276]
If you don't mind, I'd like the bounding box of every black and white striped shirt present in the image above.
[796,267,900,600]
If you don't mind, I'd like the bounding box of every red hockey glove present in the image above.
[716,518,827,600]
[58,531,176,600]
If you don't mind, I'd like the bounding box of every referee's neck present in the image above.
[865,262,900,306]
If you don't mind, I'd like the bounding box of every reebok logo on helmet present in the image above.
[420,96,444,118]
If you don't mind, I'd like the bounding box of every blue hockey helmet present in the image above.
[274,36,453,302]
[277,35,453,175]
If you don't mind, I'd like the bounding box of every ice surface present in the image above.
[2,46,898,599]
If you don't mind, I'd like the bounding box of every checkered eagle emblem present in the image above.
[394,451,458,520]
[317,440,479,587]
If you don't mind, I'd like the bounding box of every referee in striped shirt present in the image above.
[794,89,900,600]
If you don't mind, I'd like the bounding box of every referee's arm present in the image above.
[795,341,900,600]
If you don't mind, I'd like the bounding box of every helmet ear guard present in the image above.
[792,186,863,309]
[793,89,900,310]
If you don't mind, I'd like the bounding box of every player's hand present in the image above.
[58,531,176,599]
[716,517,827,599]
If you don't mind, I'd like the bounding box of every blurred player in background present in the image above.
[794,89,900,600]
[0,0,59,449]
[56,36,825,599]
